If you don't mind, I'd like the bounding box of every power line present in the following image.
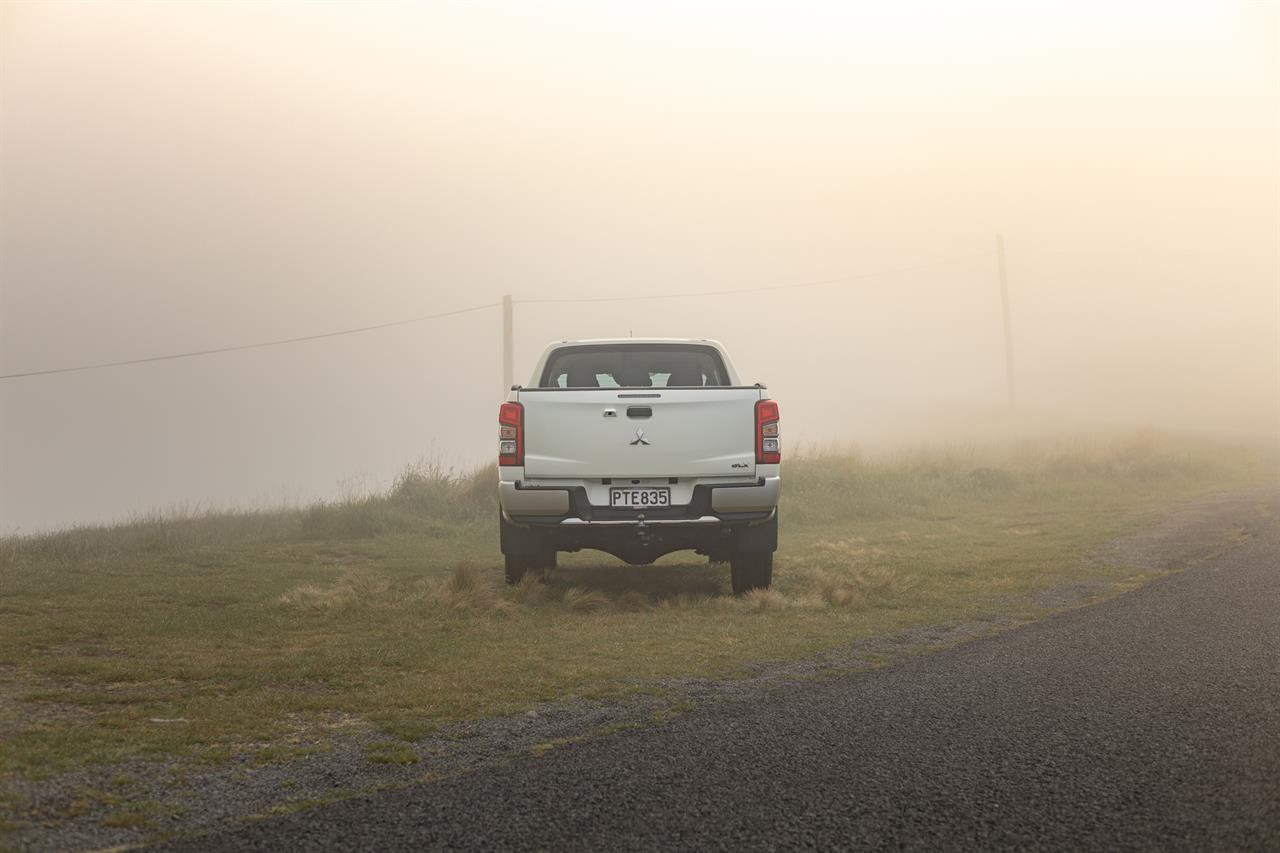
[513,251,990,305]
[0,302,500,381]
[0,251,990,381]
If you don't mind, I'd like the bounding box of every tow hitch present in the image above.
[635,514,651,547]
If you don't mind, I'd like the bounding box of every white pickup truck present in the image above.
[497,338,780,593]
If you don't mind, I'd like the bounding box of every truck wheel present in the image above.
[505,551,555,585]
[730,552,773,594]
[504,554,529,585]
[531,550,557,571]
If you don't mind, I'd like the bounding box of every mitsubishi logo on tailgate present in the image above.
[629,427,650,446]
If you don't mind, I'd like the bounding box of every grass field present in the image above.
[0,430,1273,784]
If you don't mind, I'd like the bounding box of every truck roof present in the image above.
[552,337,719,346]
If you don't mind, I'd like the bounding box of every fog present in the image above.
[1,1,1276,533]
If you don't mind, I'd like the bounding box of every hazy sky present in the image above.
[2,1,1277,532]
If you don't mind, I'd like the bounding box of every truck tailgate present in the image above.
[519,388,760,479]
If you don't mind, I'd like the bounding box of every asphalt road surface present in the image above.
[166,494,1280,852]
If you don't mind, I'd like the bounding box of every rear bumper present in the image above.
[499,476,780,526]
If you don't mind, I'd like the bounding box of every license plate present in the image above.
[609,487,671,509]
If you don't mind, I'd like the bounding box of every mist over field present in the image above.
[1,1,1276,533]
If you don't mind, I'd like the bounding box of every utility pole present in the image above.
[996,234,1015,408]
[502,294,514,394]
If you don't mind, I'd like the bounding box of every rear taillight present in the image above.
[498,402,524,466]
[756,399,780,464]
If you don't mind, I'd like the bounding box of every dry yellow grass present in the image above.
[508,574,555,606]
[422,561,506,612]
[819,581,866,609]
[741,589,788,611]
[562,587,611,613]
[277,569,391,612]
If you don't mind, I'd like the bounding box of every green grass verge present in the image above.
[0,431,1272,777]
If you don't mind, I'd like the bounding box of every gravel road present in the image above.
[162,488,1280,852]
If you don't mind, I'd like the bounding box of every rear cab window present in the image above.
[540,344,731,389]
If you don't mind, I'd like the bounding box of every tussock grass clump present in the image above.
[340,569,393,599]
[816,576,866,609]
[421,562,508,613]
[442,561,484,597]
[277,569,391,612]
[741,589,787,611]
[277,584,345,612]
[656,593,714,611]
[562,587,610,613]
[507,575,554,606]
[787,539,915,608]
[391,464,494,515]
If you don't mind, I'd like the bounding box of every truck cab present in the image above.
[497,338,780,593]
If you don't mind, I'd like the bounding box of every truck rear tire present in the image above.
[505,554,529,585]
[730,551,773,594]
[504,551,556,585]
